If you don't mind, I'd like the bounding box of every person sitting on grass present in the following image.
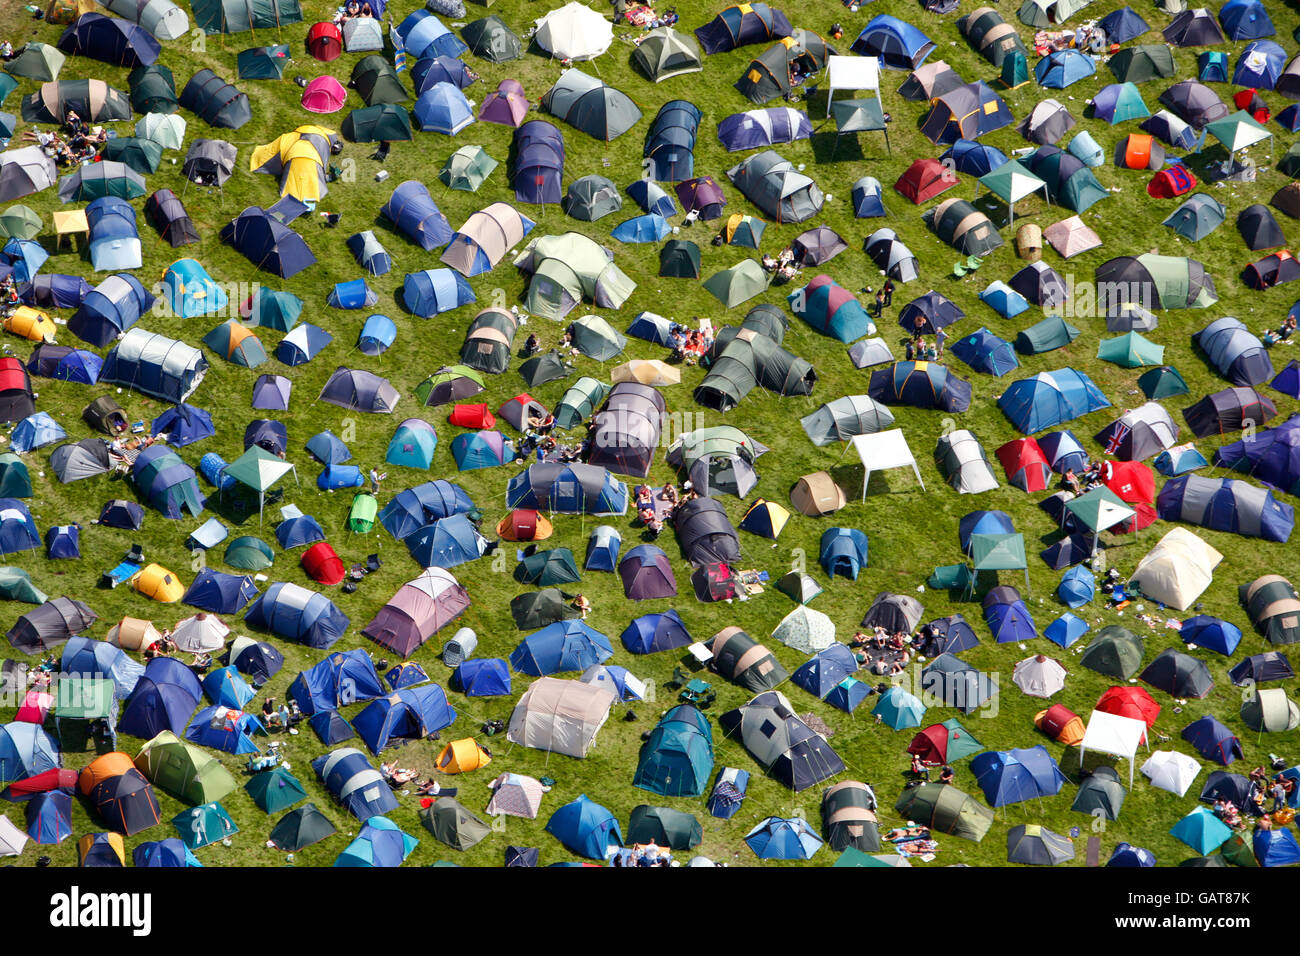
[573,593,592,618]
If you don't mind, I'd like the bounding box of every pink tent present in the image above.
[479,79,529,127]
[302,76,347,114]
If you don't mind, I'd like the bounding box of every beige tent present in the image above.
[611,359,680,387]
[441,202,534,278]
[790,470,847,516]
[171,613,230,653]
[1128,527,1222,610]
[506,676,616,758]
[105,616,162,651]
[1043,215,1102,258]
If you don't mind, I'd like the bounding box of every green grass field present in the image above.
[2,0,1299,868]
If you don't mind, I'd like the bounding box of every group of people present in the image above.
[760,247,801,284]
[1061,458,1108,496]
[259,696,302,733]
[669,325,711,366]
[613,842,671,867]
[850,627,912,675]
[1262,314,1298,347]
[379,761,457,798]
[334,0,375,24]
[0,275,20,319]
[634,481,697,538]
[24,110,106,168]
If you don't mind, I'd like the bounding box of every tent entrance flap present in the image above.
[845,429,925,498]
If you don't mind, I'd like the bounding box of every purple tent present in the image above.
[618,544,677,600]
[362,568,471,657]
[479,78,529,127]
[512,120,565,204]
[675,176,727,220]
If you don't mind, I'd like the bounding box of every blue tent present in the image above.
[202,665,255,708]
[132,445,205,519]
[746,816,823,859]
[1232,40,1285,88]
[819,527,869,579]
[359,314,397,356]
[1278,106,1300,133]
[318,463,365,490]
[585,525,622,571]
[11,412,65,453]
[0,498,39,555]
[119,657,202,740]
[57,11,159,66]
[385,662,428,690]
[79,831,125,867]
[1180,615,1242,656]
[414,82,474,135]
[221,206,316,278]
[979,281,1030,318]
[20,274,91,310]
[1097,7,1149,44]
[134,838,202,867]
[395,10,467,59]
[958,510,1015,552]
[69,273,155,347]
[513,121,566,205]
[633,704,713,797]
[1037,430,1088,474]
[1157,475,1294,543]
[346,231,392,275]
[612,214,671,244]
[545,794,622,860]
[872,687,926,730]
[984,586,1037,642]
[869,360,973,411]
[1036,49,1096,88]
[289,649,385,716]
[161,258,227,318]
[306,430,351,464]
[0,722,60,783]
[412,55,476,92]
[1091,82,1150,124]
[402,269,475,317]
[183,569,259,614]
[244,582,350,650]
[276,514,325,550]
[404,513,486,568]
[61,636,143,699]
[1182,715,1242,765]
[791,644,858,699]
[1,238,47,284]
[382,180,453,250]
[825,677,872,714]
[510,620,614,676]
[1254,828,1300,866]
[151,403,214,447]
[335,815,418,866]
[971,745,1067,806]
[450,430,510,471]
[45,524,80,559]
[1058,565,1095,607]
[1219,0,1274,40]
[85,198,140,272]
[185,704,266,754]
[1044,612,1089,648]
[999,369,1111,433]
[25,790,72,844]
[951,328,1019,376]
[351,685,456,755]
[309,710,356,744]
[1154,445,1208,476]
[851,176,885,218]
[451,658,512,697]
[386,419,437,469]
[942,140,1008,177]
[1107,843,1156,867]
[312,747,400,821]
[620,610,692,654]
[328,278,377,310]
[626,179,678,218]
[379,480,475,540]
[506,462,628,515]
[276,323,332,365]
[27,346,101,384]
[231,639,283,683]
[850,14,934,70]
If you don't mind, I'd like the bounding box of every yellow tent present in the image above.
[436,738,492,774]
[131,563,185,603]
[4,307,56,343]
[249,126,336,203]
[45,0,94,24]
[105,616,162,651]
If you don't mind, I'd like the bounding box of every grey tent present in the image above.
[800,395,895,446]
[921,653,996,714]
[588,382,664,478]
[50,439,112,483]
[318,368,399,413]
[1095,402,1179,460]
[1164,194,1226,241]
[459,308,518,375]
[864,228,919,282]
[664,426,768,498]
[7,596,97,652]
[718,690,844,791]
[726,150,823,224]
[708,628,788,692]
[848,338,894,369]
[182,139,238,187]
[0,148,57,203]
[861,592,924,633]
[632,27,702,83]
[1241,688,1300,732]
[1194,317,1273,387]
[510,588,580,630]
[461,15,521,63]
[1017,99,1076,145]
[1009,261,1068,307]
[1072,765,1126,820]
[1140,647,1213,698]
[696,306,816,411]
[1238,204,1286,250]
[179,69,251,129]
[542,69,642,142]
[563,175,623,222]
[672,497,740,566]
[1080,625,1145,678]
[791,226,847,266]
[934,430,1000,494]
[568,316,626,361]
[924,198,1003,257]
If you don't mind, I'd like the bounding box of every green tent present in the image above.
[1138,365,1188,399]
[519,351,569,388]
[776,571,823,604]
[0,75,15,106]
[703,259,769,308]
[5,43,65,82]
[516,547,581,586]
[510,588,581,629]
[1097,331,1165,368]
[439,145,497,192]
[415,365,485,406]
[1108,44,1175,83]
[0,566,47,603]
[54,676,113,719]
[245,767,307,813]
[1064,487,1137,545]
[172,801,238,849]
[1218,833,1260,868]
[0,205,42,240]
[1241,688,1300,733]
[191,0,304,34]
[342,103,413,143]
[128,65,178,116]
[626,805,703,850]
[236,45,292,80]
[224,535,275,571]
[420,796,491,851]
[968,532,1029,591]
[351,55,408,107]
[520,233,637,319]
[554,377,610,429]
[934,718,983,761]
[0,453,31,497]
[349,492,378,533]
[136,730,238,805]
[1014,315,1081,354]
[1000,48,1029,89]
[632,26,702,83]
[1162,194,1225,241]
[569,316,627,361]
[1079,625,1145,679]
[1205,110,1272,156]
[270,803,337,851]
[246,288,304,331]
[221,446,299,523]
[894,783,993,842]
[834,847,898,866]
[660,239,701,278]
[103,137,164,176]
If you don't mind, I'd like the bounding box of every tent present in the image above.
[895,158,957,203]
[869,361,972,412]
[533,2,612,60]
[717,107,811,152]
[935,430,999,494]
[351,686,456,755]
[382,181,451,252]
[958,6,1028,68]
[312,749,398,822]
[1021,144,1107,212]
[894,783,993,841]
[983,585,1037,643]
[971,745,1067,806]
[735,30,834,106]
[545,794,621,860]
[1157,475,1294,542]
[362,569,469,658]
[461,14,520,62]
[695,3,791,54]
[395,10,466,59]
[633,26,702,82]
[414,82,474,135]
[850,14,932,70]
[350,55,406,107]
[720,690,844,790]
[57,13,160,67]
[507,678,615,758]
[998,369,1110,433]
[633,705,713,797]
[1036,49,1095,88]
[244,582,348,650]
[1007,824,1074,865]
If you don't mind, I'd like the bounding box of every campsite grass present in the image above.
[2,0,1299,867]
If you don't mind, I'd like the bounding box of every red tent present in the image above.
[3,768,78,799]
[1244,250,1300,290]
[496,508,553,542]
[1102,459,1156,531]
[301,541,346,585]
[1096,685,1160,742]
[448,403,497,429]
[1147,165,1197,198]
[0,356,35,423]
[15,689,53,724]
[1034,703,1084,745]
[996,438,1051,492]
[1233,88,1269,124]
[895,158,956,204]
[906,723,966,764]
[307,21,343,61]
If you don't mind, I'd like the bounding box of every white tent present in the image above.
[845,429,925,501]
[0,814,27,857]
[1011,654,1066,698]
[771,604,836,654]
[826,54,881,117]
[506,676,616,758]
[137,113,187,151]
[1140,750,1201,796]
[1080,709,1149,787]
[1128,527,1222,611]
[533,2,613,61]
[172,613,231,653]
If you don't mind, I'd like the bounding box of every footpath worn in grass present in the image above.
[2,0,1299,867]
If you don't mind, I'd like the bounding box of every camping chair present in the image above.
[665,666,689,691]
[696,689,717,709]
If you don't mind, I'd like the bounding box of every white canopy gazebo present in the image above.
[825,54,881,117]
[844,429,925,500]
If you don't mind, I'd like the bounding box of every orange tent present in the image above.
[78,751,136,796]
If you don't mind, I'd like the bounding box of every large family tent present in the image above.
[543,69,641,142]
[869,361,972,412]
[57,13,160,68]
[1157,475,1294,542]
[513,232,635,318]
[179,70,250,129]
[22,79,131,124]
[442,203,534,279]
[719,690,845,791]
[695,3,791,54]
[1194,317,1272,386]
[101,329,207,403]
[191,0,301,33]
[312,749,398,822]
[362,569,469,658]
[727,150,823,224]
[717,106,812,152]
[244,582,348,650]
[959,6,1028,67]
[507,462,627,515]
[1021,145,1108,212]
[506,677,616,758]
